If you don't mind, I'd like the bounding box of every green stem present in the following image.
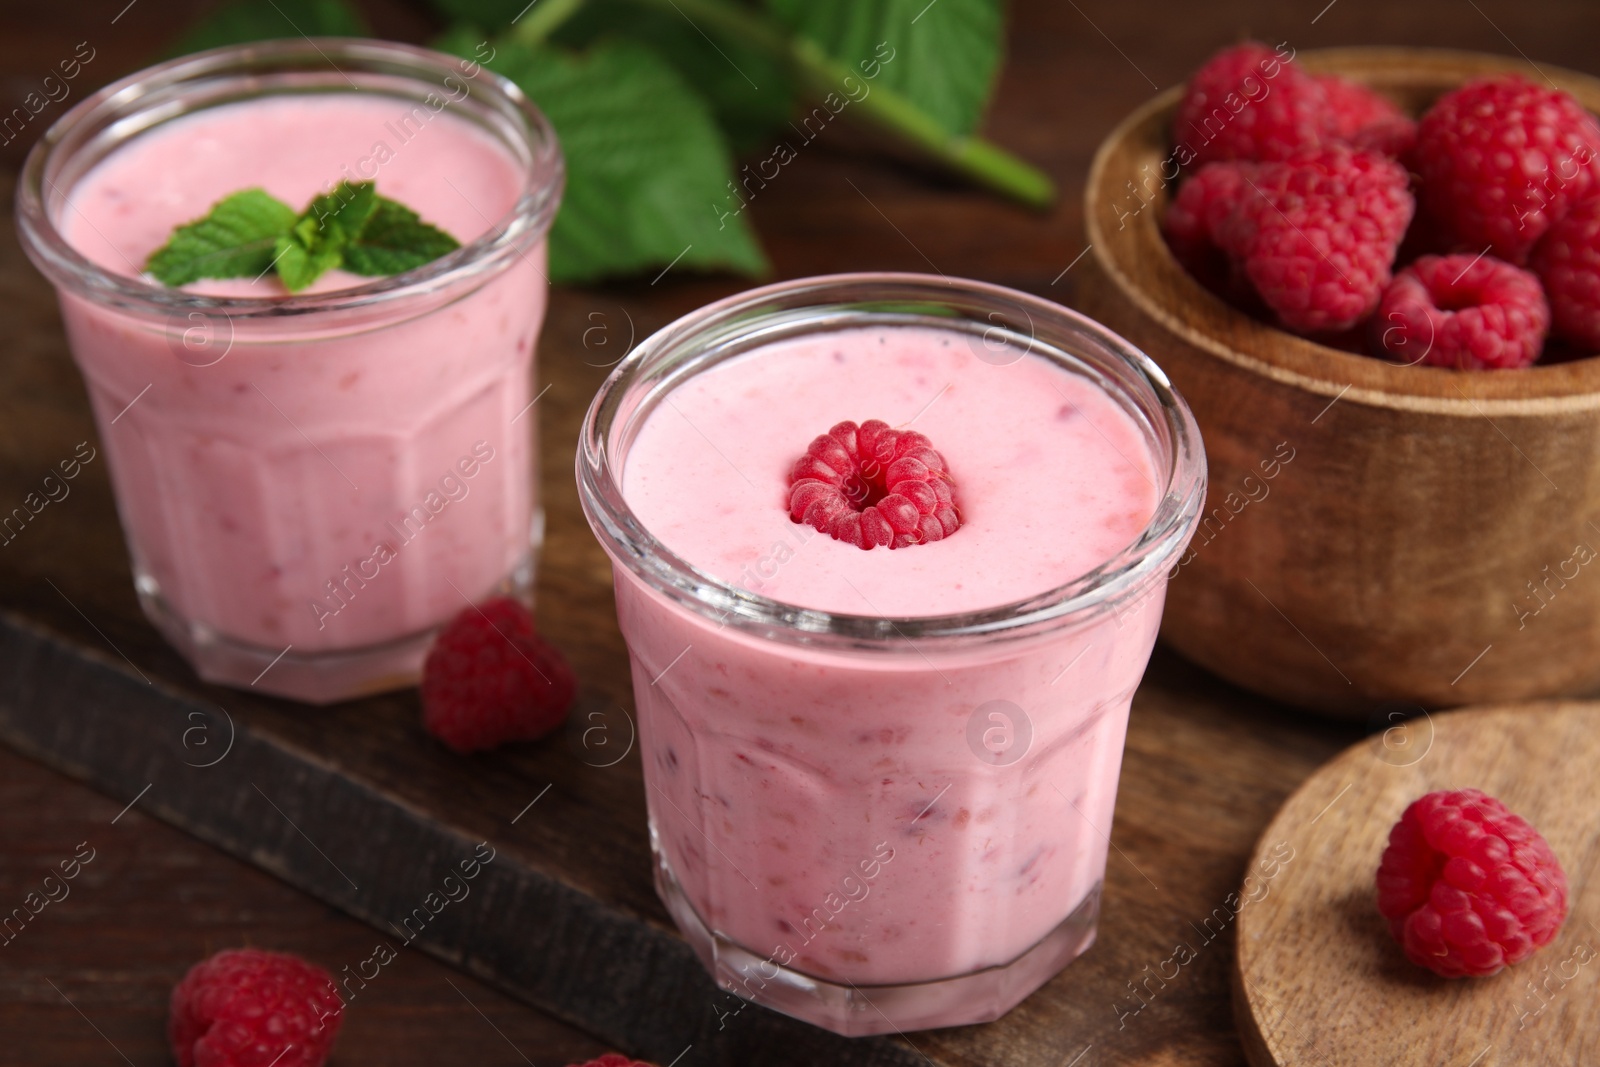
[626,0,1055,209]
[793,37,1054,209]
[509,0,589,48]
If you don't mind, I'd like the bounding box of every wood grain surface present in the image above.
[1234,702,1600,1066]
[4,1,1600,1065]
[0,745,617,1067]
[1081,48,1600,717]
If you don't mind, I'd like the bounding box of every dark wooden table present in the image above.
[0,745,614,1065]
[3,1,1597,1065]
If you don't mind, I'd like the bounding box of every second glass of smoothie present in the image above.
[579,274,1205,1034]
[16,40,563,703]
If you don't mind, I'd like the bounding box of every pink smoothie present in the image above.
[57,93,546,660]
[617,325,1163,987]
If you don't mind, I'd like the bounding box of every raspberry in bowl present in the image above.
[1082,47,1600,716]
[577,274,1205,1034]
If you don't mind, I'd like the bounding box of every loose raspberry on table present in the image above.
[421,596,576,754]
[568,1056,657,1067]
[1376,788,1568,978]
[788,419,960,550]
[1175,42,1331,167]
[1211,146,1414,333]
[1413,74,1600,265]
[169,948,343,1067]
[1373,253,1549,369]
[1532,193,1600,350]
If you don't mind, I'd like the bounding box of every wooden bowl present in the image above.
[1080,48,1600,718]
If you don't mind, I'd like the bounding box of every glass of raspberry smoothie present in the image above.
[17,40,562,703]
[578,274,1205,1034]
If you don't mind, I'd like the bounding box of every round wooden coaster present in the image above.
[1233,701,1600,1066]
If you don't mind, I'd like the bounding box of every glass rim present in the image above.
[577,272,1208,648]
[14,37,564,321]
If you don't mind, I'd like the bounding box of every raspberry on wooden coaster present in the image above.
[1376,788,1568,978]
[787,419,961,550]
[169,948,343,1067]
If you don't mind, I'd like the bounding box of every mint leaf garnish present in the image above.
[302,180,381,240]
[343,198,463,276]
[273,181,370,292]
[271,233,343,293]
[147,180,461,293]
[144,189,298,287]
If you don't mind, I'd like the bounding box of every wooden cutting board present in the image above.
[1234,702,1600,1066]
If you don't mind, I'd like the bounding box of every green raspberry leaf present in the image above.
[441,33,766,284]
[553,4,798,155]
[343,198,463,276]
[168,0,369,56]
[764,0,1003,135]
[421,0,528,24]
[144,188,298,287]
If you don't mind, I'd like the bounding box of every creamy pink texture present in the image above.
[59,93,546,653]
[624,326,1157,616]
[615,326,1167,986]
[66,94,521,296]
